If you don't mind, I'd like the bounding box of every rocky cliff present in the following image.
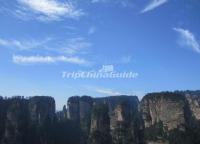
[88,103,111,144]
[29,96,55,125]
[67,95,142,144]
[141,92,186,131]
[140,91,200,144]
[66,91,200,144]
[0,96,56,144]
[1,91,200,144]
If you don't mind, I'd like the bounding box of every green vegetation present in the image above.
[144,121,167,141]
[143,92,185,102]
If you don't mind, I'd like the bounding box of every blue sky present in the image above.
[0,0,200,110]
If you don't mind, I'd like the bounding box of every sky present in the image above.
[0,0,200,110]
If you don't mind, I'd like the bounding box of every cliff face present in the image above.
[140,93,186,131]
[140,91,200,144]
[64,92,198,144]
[67,96,93,144]
[67,96,142,144]
[1,91,200,144]
[0,96,56,144]
[79,97,93,144]
[111,102,141,144]
[2,98,29,144]
[67,96,80,122]
[184,91,200,120]
[29,96,55,125]
[107,97,142,144]
[0,98,5,142]
[88,103,111,144]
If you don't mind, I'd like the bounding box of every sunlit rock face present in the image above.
[111,102,140,144]
[29,96,55,125]
[139,92,200,144]
[109,97,142,144]
[89,96,142,144]
[140,93,186,131]
[184,91,200,120]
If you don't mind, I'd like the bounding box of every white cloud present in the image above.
[13,55,90,65]
[0,38,51,50]
[84,85,122,95]
[61,37,92,55]
[141,0,168,13]
[0,37,91,55]
[174,27,200,54]
[94,88,121,95]
[16,0,84,21]
[84,85,145,97]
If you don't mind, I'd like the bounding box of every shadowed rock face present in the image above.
[29,96,55,125]
[67,96,93,144]
[2,98,29,144]
[79,97,93,144]
[88,103,111,144]
[0,96,56,144]
[67,96,80,122]
[90,103,110,133]
[0,98,5,142]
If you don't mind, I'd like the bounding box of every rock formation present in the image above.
[140,92,186,131]
[2,98,28,144]
[0,91,200,144]
[184,91,200,120]
[140,91,200,144]
[29,96,55,125]
[0,96,56,144]
[88,103,111,144]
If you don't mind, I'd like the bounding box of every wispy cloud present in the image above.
[85,85,145,96]
[15,0,84,21]
[60,37,92,55]
[94,88,121,95]
[13,55,90,65]
[141,0,168,13]
[0,37,92,55]
[0,38,51,50]
[85,85,121,95]
[173,27,200,54]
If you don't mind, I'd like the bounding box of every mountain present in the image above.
[0,91,200,144]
